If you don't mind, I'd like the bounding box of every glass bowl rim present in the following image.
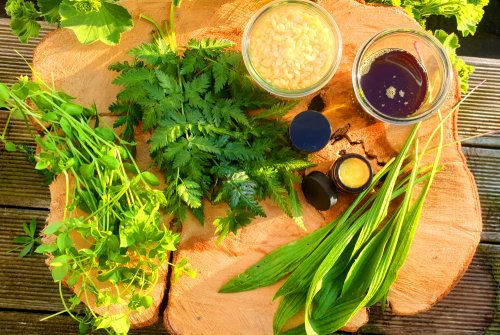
[242,0,343,98]
[351,27,453,125]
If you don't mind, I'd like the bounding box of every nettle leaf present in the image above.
[173,150,191,169]
[223,142,263,161]
[129,40,177,65]
[59,0,133,45]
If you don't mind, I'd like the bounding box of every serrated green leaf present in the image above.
[176,180,202,208]
[6,0,41,43]
[190,137,221,155]
[112,68,155,87]
[173,150,191,169]
[39,0,62,23]
[59,0,133,45]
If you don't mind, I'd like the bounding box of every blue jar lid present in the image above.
[289,110,331,153]
[301,171,338,211]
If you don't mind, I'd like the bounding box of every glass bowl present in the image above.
[352,28,453,125]
[242,0,342,98]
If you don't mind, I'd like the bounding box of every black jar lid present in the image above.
[301,171,338,211]
[330,153,373,194]
[289,110,331,153]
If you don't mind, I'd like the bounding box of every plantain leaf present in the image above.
[274,292,307,335]
[219,224,331,293]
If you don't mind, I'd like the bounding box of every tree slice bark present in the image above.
[31,0,482,333]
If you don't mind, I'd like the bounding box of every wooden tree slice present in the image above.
[31,0,482,333]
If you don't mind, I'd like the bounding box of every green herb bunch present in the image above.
[220,113,447,334]
[5,0,133,44]
[0,77,193,334]
[109,13,313,242]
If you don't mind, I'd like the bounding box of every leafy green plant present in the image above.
[5,0,133,45]
[12,219,42,257]
[1,76,193,334]
[365,0,490,92]
[109,8,313,242]
[220,110,450,334]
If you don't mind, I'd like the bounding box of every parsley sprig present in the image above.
[110,10,313,242]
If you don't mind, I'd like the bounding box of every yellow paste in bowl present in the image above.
[338,157,371,188]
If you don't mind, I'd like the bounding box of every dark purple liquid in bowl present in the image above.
[360,49,429,118]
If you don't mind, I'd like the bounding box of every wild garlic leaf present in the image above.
[59,0,133,45]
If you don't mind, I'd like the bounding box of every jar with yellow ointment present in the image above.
[330,154,373,193]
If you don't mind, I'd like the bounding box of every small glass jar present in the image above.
[352,28,453,125]
[242,0,342,98]
[330,154,373,193]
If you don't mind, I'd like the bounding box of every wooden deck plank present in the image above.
[0,207,72,311]
[0,19,55,85]
[462,147,500,243]
[362,243,500,334]
[459,56,500,149]
[0,311,168,335]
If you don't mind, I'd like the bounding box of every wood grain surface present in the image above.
[0,0,498,333]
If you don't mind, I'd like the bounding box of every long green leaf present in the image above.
[219,224,331,293]
[371,116,444,307]
[353,123,421,253]
[304,123,421,335]
[273,292,306,335]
